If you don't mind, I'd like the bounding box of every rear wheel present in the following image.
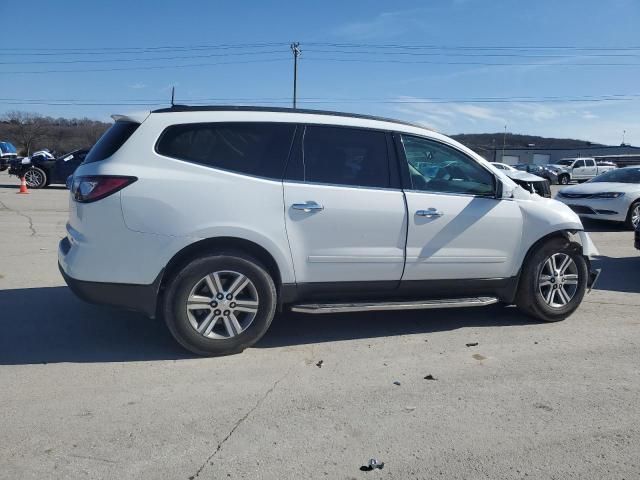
[24,167,47,189]
[516,238,588,322]
[558,174,570,185]
[162,252,277,356]
[626,200,640,230]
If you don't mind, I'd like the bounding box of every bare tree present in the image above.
[2,111,47,156]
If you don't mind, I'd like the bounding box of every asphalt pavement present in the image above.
[1,174,639,479]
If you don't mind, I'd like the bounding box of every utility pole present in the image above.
[290,42,301,109]
[171,86,175,107]
[502,125,507,162]
[622,129,626,146]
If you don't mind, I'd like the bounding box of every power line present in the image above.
[304,49,640,58]
[302,57,640,67]
[0,50,287,65]
[0,57,290,75]
[2,94,640,106]
[0,42,289,53]
[305,42,640,51]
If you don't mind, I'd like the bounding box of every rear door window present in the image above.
[84,121,139,164]
[156,122,296,180]
[299,125,390,188]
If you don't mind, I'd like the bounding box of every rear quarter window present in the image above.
[155,122,296,180]
[84,121,140,164]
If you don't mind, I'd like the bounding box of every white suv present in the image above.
[59,106,600,356]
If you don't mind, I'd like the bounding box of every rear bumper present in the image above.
[58,238,161,317]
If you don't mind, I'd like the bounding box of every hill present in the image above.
[451,133,605,150]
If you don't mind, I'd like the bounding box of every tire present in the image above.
[558,174,570,185]
[162,252,277,356]
[24,167,47,189]
[625,200,640,230]
[516,237,588,322]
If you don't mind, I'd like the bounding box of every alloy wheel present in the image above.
[538,253,579,308]
[185,270,259,339]
[24,169,44,188]
[631,204,640,229]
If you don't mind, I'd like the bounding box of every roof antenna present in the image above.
[171,86,175,107]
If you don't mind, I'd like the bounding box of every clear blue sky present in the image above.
[1,0,639,145]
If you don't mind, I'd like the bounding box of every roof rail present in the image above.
[150,104,429,130]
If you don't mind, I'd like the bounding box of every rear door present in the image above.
[283,125,406,285]
[398,134,523,280]
[584,158,597,177]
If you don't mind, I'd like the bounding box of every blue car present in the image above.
[0,141,17,171]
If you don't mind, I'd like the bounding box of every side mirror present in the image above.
[499,179,515,199]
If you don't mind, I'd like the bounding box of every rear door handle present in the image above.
[416,208,443,218]
[292,201,324,212]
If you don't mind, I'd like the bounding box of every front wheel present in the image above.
[162,252,277,356]
[24,167,48,189]
[516,238,588,322]
[625,200,640,230]
[558,174,570,185]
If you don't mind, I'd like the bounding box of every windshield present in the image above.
[0,142,17,154]
[590,168,640,183]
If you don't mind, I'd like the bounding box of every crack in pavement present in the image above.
[189,369,291,479]
[0,199,37,236]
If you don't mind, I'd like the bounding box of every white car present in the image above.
[556,166,640,229]
[550,157,616,184]
[490,162,551,197]
[58,106,599,356]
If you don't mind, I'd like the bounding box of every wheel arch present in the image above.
[506,229,583,303]
[159,236,283,299]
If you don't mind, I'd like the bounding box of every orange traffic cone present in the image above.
[17,176,29,194]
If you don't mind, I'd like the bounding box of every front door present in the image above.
[57,150,87,183]
[283,125,407,285]
[572,159,587,180]
[398,134,523,280]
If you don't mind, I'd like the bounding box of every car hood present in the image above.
[560,182,640,195]
[504,170,546,182]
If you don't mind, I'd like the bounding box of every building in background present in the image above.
[483,145,640,166]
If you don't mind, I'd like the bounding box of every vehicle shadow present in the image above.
[591,255,640,294]
[582,218,630,233]
[258,305,537,349]
[0,286,539,365]
[0,286,191,365]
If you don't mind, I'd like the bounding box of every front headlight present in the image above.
[592,192,624,198]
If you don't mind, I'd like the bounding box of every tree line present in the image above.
[0,111,111,157]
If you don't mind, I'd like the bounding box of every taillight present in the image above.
[71,175,137,203]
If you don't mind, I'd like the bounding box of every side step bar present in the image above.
[290,296,499,314]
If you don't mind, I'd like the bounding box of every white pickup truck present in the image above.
[549,157,616,184]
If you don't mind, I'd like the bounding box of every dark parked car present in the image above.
[514,163,560,184]
[635,219,640,250]
[501,169,551,198]
[9,149,89,188]
[0,141,18,172]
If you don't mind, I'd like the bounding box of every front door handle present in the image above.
[416,208,443,218]
[292,201,324,212]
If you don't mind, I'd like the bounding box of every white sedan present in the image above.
[556,166,640,229]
